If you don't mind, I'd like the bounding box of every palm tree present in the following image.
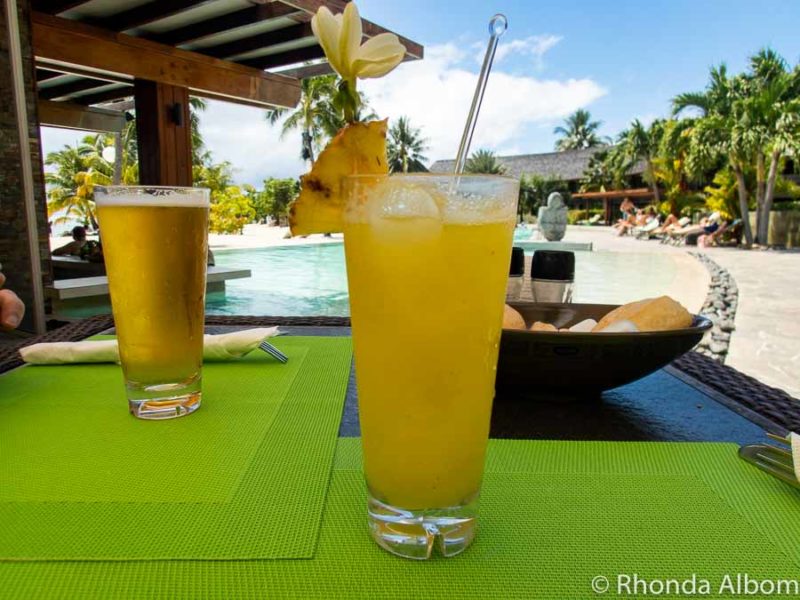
[553,109,607,150]
[387,116,429,173]
[673,64,755,246]
[44,141,111,229]
[618,119,664,203]
[189,96,208,166]
[742,49,800,243]
[580,145,631,192]
[675,51,800,246]
[464,149,505,174]
[265,75,339,163]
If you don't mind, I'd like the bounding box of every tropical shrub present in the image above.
[464,149,505,174]
[567,208,603,224]
[209,186,255,234]
[520,175,571,216]
[704,169,742,220]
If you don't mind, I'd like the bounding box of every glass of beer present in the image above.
[95,186,210,420]
[342,174,518,559]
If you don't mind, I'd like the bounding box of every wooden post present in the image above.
[134,79,192,186]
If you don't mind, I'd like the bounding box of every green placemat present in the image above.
[0,337,352,560]
[2,438,800,599]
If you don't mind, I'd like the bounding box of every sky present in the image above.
[40,0,800,187]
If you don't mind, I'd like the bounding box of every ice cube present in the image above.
[369,180,441,221]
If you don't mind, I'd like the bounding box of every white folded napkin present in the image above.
[791,433,800,482]
[19,327,279,365]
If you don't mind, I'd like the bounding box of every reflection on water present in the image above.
[209,243,679,316]
[567,251,679,306]
[57,242,680,318]
[207,244,350,317]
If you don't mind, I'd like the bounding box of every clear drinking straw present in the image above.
[453,14,508,175]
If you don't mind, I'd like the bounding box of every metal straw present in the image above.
[453,14,508,175]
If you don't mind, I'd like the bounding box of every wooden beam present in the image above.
[200,22,313,59]
[32,12,301,109]
[38,77,120,100]
[95,99,136,112]
[31,0,90,14]
[275,61,333,79]
[87,0,217,32]
[35,68,65,82]
[147,2,301,46]
[572,188,654,199]
[238,43,325,70]
[135,80,192,186]
[34,61,131,85]
[279,0,424,59]
[274,52,418,79]
[38,99,127,132]
[72,87,134,106]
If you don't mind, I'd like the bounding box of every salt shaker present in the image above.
[530,250,574,303]
[506,247,525,301]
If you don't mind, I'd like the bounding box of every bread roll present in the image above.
[593,296,692,332]
[503,304,526,330]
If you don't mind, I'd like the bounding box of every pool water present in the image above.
[207,242,681,317]
[208,244,349,316]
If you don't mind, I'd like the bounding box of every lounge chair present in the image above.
[633,218,662,240]
[577,214,603,226]
[667,212,722,246]
[659,217,692,244]
[717,218,743,246]
[698,218,743,248]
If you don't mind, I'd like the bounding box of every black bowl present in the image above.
[497,302,712,402]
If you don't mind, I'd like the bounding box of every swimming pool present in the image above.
[207,242,684,317]
[207,244,349,316]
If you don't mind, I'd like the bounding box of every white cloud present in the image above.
[39,39,606,182]
[362,42,607,164]
[39,103,308,185]
[199,102,306,185]
[491,34,563,67]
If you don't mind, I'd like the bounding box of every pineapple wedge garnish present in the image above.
[288,119,388,236]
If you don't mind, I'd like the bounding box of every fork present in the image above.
[258,340,288,364]
[739,432,799,489]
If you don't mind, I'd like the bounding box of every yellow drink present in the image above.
[95,187,209,420]
[343,175,518,558]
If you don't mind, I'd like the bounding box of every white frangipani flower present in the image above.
[311,3,406,82]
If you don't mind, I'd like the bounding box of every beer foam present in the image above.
[94,187,210,208]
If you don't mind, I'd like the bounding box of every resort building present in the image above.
[430,147,646,192]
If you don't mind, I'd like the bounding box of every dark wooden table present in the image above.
[269,325,774,446]
[2,315,793,446]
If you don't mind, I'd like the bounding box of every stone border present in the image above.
[690,252,738,363]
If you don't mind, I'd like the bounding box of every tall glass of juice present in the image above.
[95,186,209,420]
[342,174,518,559]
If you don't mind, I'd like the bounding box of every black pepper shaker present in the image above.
[530,250,574,303]
[506,247,525,301]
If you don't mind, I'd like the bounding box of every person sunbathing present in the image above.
[652,213,683,236]
[698,218,732,248]
[52,226,88,257]
[612,199,637,234]
[633,208,662,238]
[616,207,652,236]
[670,212,721,238]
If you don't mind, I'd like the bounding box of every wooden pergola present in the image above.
[31,0,424,185]
[2,0,422,333]
[571,188,656,225]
